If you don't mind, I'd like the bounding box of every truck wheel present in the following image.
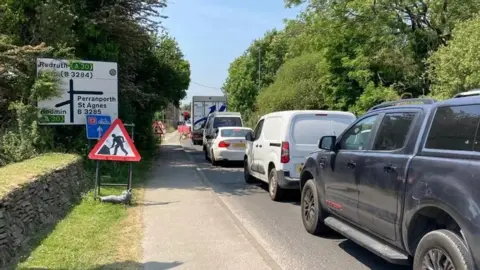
[413,229,473,270]
[301,179,329,235]
[244,158,255,184]
[268,167,284,201]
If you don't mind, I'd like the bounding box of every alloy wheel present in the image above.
[269,171,277,196]
[422,249,455,270]
[303,187,316,226]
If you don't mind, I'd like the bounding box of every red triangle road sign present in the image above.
[88,119,141,162]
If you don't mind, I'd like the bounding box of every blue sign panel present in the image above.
[86,115,112,139]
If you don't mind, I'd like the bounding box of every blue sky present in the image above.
[161,0,304,105]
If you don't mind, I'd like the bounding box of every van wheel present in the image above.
[413,229,473,270]
[244,158,255,184]
[301,179,329,235]
[268,167,284,201]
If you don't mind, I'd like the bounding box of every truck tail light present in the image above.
[281,141,290,163]
[218,141,230,148]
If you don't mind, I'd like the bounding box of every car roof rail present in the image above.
[367,98,437,112]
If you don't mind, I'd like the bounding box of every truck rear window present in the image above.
[213,117,242,128]
[221,129,250,137]
[426,104,480,151]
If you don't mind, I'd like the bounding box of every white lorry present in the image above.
[190,96,227,145]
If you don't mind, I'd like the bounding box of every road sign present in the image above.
[36,58,118,125]
[86,115,112,139]
[88,119,141,162]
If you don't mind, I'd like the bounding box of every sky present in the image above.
[161,0,305,106]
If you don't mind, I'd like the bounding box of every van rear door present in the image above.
[287,113,356,178]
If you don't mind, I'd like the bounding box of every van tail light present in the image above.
[218,141,230,148]
[281,141,290,163]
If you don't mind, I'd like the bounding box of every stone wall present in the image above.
[0,160,89,268]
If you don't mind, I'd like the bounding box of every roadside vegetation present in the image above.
[222,0,480,127]
[0,0,187,268]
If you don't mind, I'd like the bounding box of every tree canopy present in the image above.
[0,0,190,164]
[223,0,480,126]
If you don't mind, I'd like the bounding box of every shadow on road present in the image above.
[338,241,411,270]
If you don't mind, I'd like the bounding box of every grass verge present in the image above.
[0,153,80,198]
[16,149,155,270]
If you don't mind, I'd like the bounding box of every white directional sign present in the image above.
[36,58,118,125]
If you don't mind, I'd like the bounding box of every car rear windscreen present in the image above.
[213,117,242,128]
[292,115,355,145]
[221,129,250,137]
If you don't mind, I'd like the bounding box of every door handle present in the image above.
[346,161,356,169]
[384,164,397,173]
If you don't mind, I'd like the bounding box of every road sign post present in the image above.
[89,119,139,200]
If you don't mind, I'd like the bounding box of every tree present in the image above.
[0,0,190,164]
[428,15,480,99]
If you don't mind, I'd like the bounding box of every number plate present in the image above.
[232,143,245,148]
[296,164,304,173]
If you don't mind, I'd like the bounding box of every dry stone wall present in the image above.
[0,160,89,268]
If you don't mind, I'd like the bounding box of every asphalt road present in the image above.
[182,139,411,270]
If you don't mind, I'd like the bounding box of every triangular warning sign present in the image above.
[88,119,141,162]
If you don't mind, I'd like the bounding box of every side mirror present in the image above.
[245,131,254,142]
[319,136,336,151]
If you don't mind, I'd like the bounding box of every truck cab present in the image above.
[300,97,480,270]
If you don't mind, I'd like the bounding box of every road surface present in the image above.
[181,139,411,270]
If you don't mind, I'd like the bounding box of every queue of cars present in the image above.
[199,90,480,270]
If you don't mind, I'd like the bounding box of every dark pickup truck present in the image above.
[300,97,480,270]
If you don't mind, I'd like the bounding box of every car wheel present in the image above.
[204,147,210,161]
[211,150,218,166]
[413,229,473,270]
[301,179,330,235]
[268,167,284,201]
[244,158,255,184]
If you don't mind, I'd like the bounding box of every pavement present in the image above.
[142,133,276,270]
[143,132,411,270]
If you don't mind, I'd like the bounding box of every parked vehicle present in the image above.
[243,110,356,201]
[205,127,252,165]
[300,97,480,269]
[191,127,204,145]
[191,95,227,145]
[202,112,243,153]
[453,89,480,98]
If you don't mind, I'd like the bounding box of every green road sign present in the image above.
[39,115,65,124]
[70,62,94,71]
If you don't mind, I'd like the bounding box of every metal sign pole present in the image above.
[94,160,100,200]
[126,123,135,190]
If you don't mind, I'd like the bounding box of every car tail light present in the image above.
[218,141,230,148]
[281,141,290,163]
[315,113,328,116]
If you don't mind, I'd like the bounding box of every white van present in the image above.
[202,111,243,150]
[244,110,356,201]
